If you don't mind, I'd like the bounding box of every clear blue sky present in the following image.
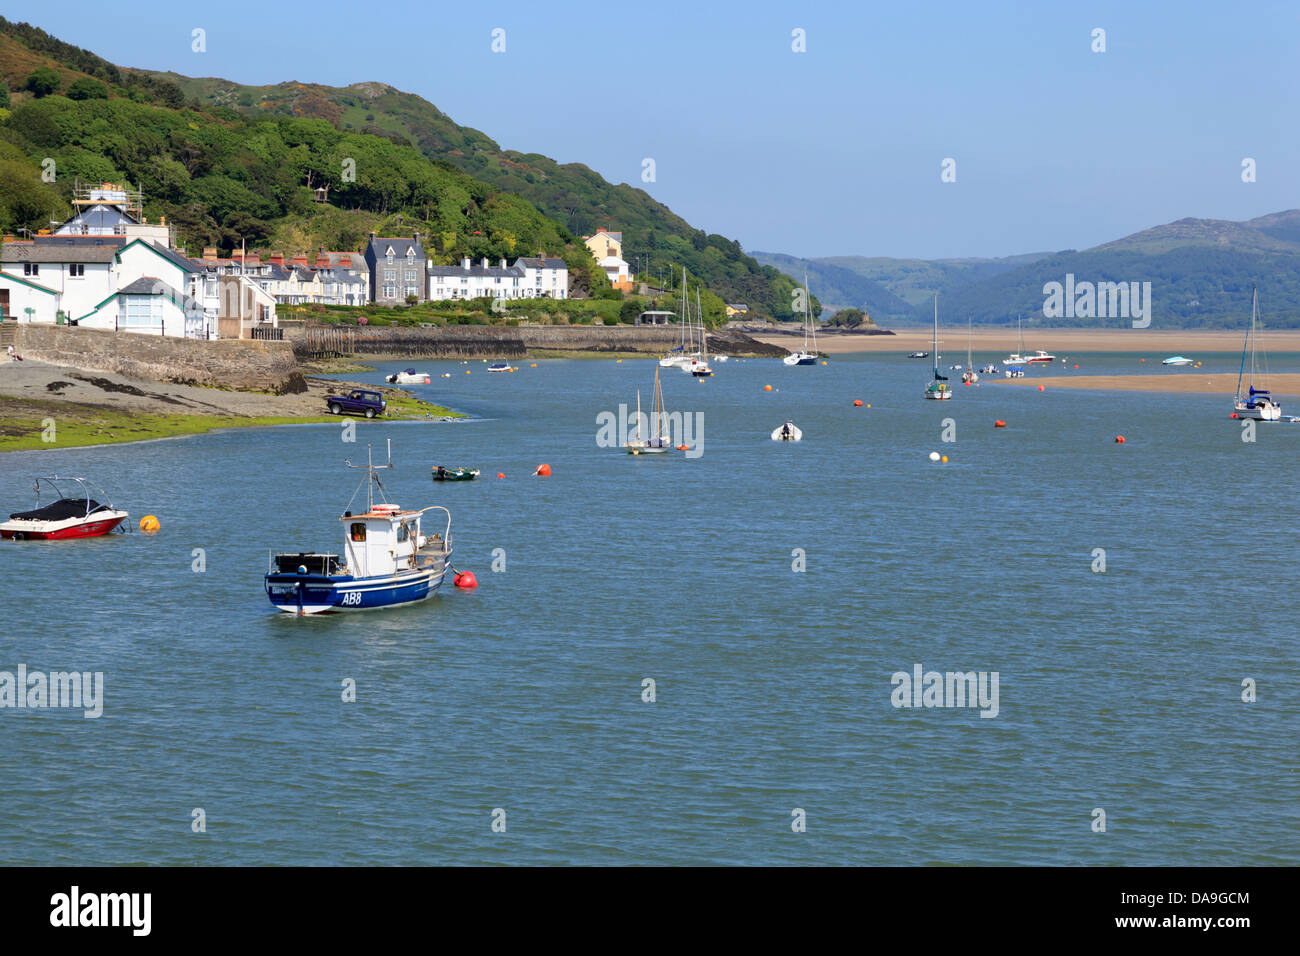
[10,0,1299,259]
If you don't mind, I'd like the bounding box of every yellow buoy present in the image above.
[941,456,948,463]
[466,370,471,374]
[139,515,160,533]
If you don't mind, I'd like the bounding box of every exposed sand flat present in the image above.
[752,329,1300,355]
[990,371,1300,398]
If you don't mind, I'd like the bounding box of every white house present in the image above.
[0,237,120,321]
[427,256,568,302]
[0,271,60,324]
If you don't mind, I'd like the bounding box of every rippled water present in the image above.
[2,351,1296,865]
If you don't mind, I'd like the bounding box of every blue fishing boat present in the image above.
[264,442,453,615]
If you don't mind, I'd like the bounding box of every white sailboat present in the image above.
[961,317,979,384]
[1234,286,1281,422]
[924,295,952,400]
[1002,316,1027,366]
[687,289,713,376]
[625,366,675,453]
[771,420,803,441]
[783,272,820,366]
[661,268,700,370]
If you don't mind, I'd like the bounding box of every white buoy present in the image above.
[929,452,941,461]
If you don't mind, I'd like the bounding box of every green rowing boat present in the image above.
[432,466,480,482]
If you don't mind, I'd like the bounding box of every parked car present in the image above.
[325,389,386,418]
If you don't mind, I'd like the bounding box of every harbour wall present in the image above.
[286,323,789,360]
[11,325,307,394]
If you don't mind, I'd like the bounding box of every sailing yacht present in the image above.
[1002,316,1027,366]
[1234,286,1281,422]
[687,289,713,376]
[961,317,979,384]
[924,296,952,400]
[625,366,675,454]
[783,273,820,365]
[660,268,698,369]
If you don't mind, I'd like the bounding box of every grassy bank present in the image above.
[0,395,462,453]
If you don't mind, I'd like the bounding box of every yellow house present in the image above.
[725,303,749,318]
[583,228,622,260]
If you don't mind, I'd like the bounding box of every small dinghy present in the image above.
[487,362,516,373]
[432,466,480,482]
[1,476,128,540]
[771,420,802,441]
[386,368,430,384]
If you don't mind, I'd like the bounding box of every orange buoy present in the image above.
[994,420,1006,428]
[535,463,551,477]
[677,444,688,451]
[454,571,478,589]
[941,455,948,463]
[764,384,772,391]
[497,472,505,479]
[853,399,863,407]
[1037,385,1045,391]
[963,380,971,386]
[1228,413,1238,419]
[1073,364,1079,369]
[1115,435,1126,444]
[530,363,537,367]
[1139,358,1146,362]
[139,515,160,532]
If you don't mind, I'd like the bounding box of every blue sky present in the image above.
[8,0,1299,259]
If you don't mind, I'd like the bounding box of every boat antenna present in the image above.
[344,441,394,513]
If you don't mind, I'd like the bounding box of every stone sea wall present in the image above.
[286,323,788,360]
[12,325,307,394]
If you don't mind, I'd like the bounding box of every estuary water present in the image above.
[1,350,1296,865]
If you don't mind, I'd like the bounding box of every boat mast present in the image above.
[933,295,939,378]
[967,316,973,370]
[697,288,706,361]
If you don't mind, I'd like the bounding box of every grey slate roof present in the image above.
[515,257,567,269]
[1,241,121,264]
[115,277,201,312]
[427,264,524,278]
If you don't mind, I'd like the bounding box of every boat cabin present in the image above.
[340,505,440,578]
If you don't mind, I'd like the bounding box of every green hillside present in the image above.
[145,72,809,319]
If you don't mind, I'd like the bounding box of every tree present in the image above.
[25,67,62,98]
[405,293,418,307]
[827,307,867,328]
[619,298,641,324]
[66,77,108,101]
[0,80,9,108]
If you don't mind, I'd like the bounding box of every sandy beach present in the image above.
[753,328,1300,356]
[990,371,1300,398]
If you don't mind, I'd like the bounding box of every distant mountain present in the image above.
[141,72,808,319]
[751,250,1052,322]
[760,211,1300,328]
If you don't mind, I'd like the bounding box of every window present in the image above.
[396,523,410,543]
[69,264,85,278]
[350,523,367,542]
[383,285,395,299]
[24,263,39,277]
[404,285,417,298]
[405,270,417,281]
[386,252,393,264]
[384,269,396,281]
[120,295,159,328]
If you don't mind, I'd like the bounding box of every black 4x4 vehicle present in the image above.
[325,389,386,418]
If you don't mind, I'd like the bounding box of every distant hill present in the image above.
[142,72,809,319]
[760,211,1300,328]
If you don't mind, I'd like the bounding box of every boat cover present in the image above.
[8,498,102,521]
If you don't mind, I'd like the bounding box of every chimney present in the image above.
[292,254,308,267]
[369,231,376,241]
[413,231,420,246]
[481,257,489,269]
[203,247,217,261]
[461,257,471,270]
[316,254,330,268]
[269,252,284,266]
[499,258,507,269]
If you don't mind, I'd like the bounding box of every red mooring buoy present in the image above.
[454,571,478,589]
